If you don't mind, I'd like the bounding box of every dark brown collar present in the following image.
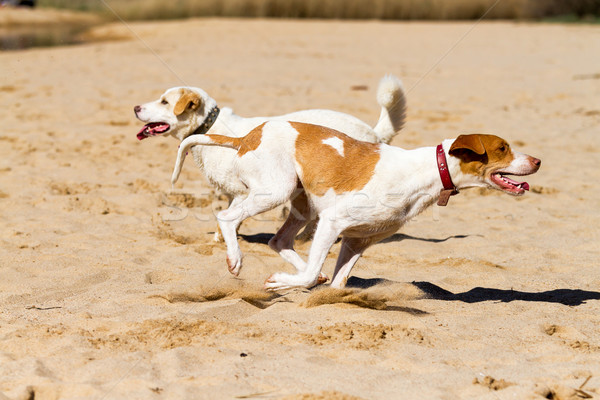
[436,144,458,206]
[189,106,220,137]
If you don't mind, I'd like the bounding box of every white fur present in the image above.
[173,123,541,290]
[373,75,406,144]
[322,137,344,157]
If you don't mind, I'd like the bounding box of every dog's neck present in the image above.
[186,105,220,139]
[390,141,463,216]
[428,138,488,206]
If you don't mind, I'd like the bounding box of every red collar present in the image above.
[436,144,458,206]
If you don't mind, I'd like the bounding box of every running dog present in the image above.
[172,122,540,290]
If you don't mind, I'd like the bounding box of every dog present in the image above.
[171,122,541,290]
[134,75,406,241]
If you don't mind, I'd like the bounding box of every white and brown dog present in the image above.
[134,76,406,241]
[171,122,541,290]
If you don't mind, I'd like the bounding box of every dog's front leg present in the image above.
[213,226,224,243]
[265,215,341,291]
[329,237,365,289]
[214,196,243,243]
[217,206,244,276]
[268,210,329,285]
[218,186,293,276]
[330,228,399,288]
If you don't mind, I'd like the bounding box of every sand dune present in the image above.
[0,18,599,399]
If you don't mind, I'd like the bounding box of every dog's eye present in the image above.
[161,99,168,105]
[499,144,508,152]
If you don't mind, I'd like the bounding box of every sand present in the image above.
[0,16,599,400]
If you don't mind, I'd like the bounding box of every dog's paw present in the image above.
[264,273,291,291]
[264,272,325,291]
[226,255,242,276]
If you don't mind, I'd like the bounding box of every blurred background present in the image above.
[8,0,600,20]
[2,0,598,51]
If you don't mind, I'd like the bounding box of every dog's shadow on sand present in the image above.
[239,232,477,245]
[380,233,479,243]
[347,277,600,307]
[239,233,275,244]
[239,233,600,307]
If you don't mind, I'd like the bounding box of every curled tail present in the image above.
[373,74,407,144]
[172,134,241,186]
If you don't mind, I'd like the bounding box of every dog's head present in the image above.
[133,87,217,141]
[448,134,541,195]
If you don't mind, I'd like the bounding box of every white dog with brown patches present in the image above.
[171,122,541,290]
[134,76,406,241]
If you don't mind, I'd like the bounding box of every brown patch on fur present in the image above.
[199,124,264,155]
[449,134,514,177]
[237,122,265,156]
[451,134,486,155]
[204,134,242,149]
[291,122,381,196]
[173,89,201,116]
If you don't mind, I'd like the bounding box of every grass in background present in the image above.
[542,13,600,23]
[36,0,600,21]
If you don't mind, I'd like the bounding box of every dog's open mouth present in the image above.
[137,122,170,140]
[490,172,530,195]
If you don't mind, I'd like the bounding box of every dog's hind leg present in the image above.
[268,189,310,269]
[295,218,317,243]
[267,190,328,284]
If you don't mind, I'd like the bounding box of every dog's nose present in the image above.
[532,158,541,167]
[134,105,141,114]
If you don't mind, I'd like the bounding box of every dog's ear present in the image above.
[174,92,202,116]
[449,134,486,158]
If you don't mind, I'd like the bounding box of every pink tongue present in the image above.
[136,123,169,140]
[504,176,529,191]
[137,126,149,140]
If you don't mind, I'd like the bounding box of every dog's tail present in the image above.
[372,74,407,144]
[171,134,241,186]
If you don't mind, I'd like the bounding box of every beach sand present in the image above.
[0,16,599,399]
